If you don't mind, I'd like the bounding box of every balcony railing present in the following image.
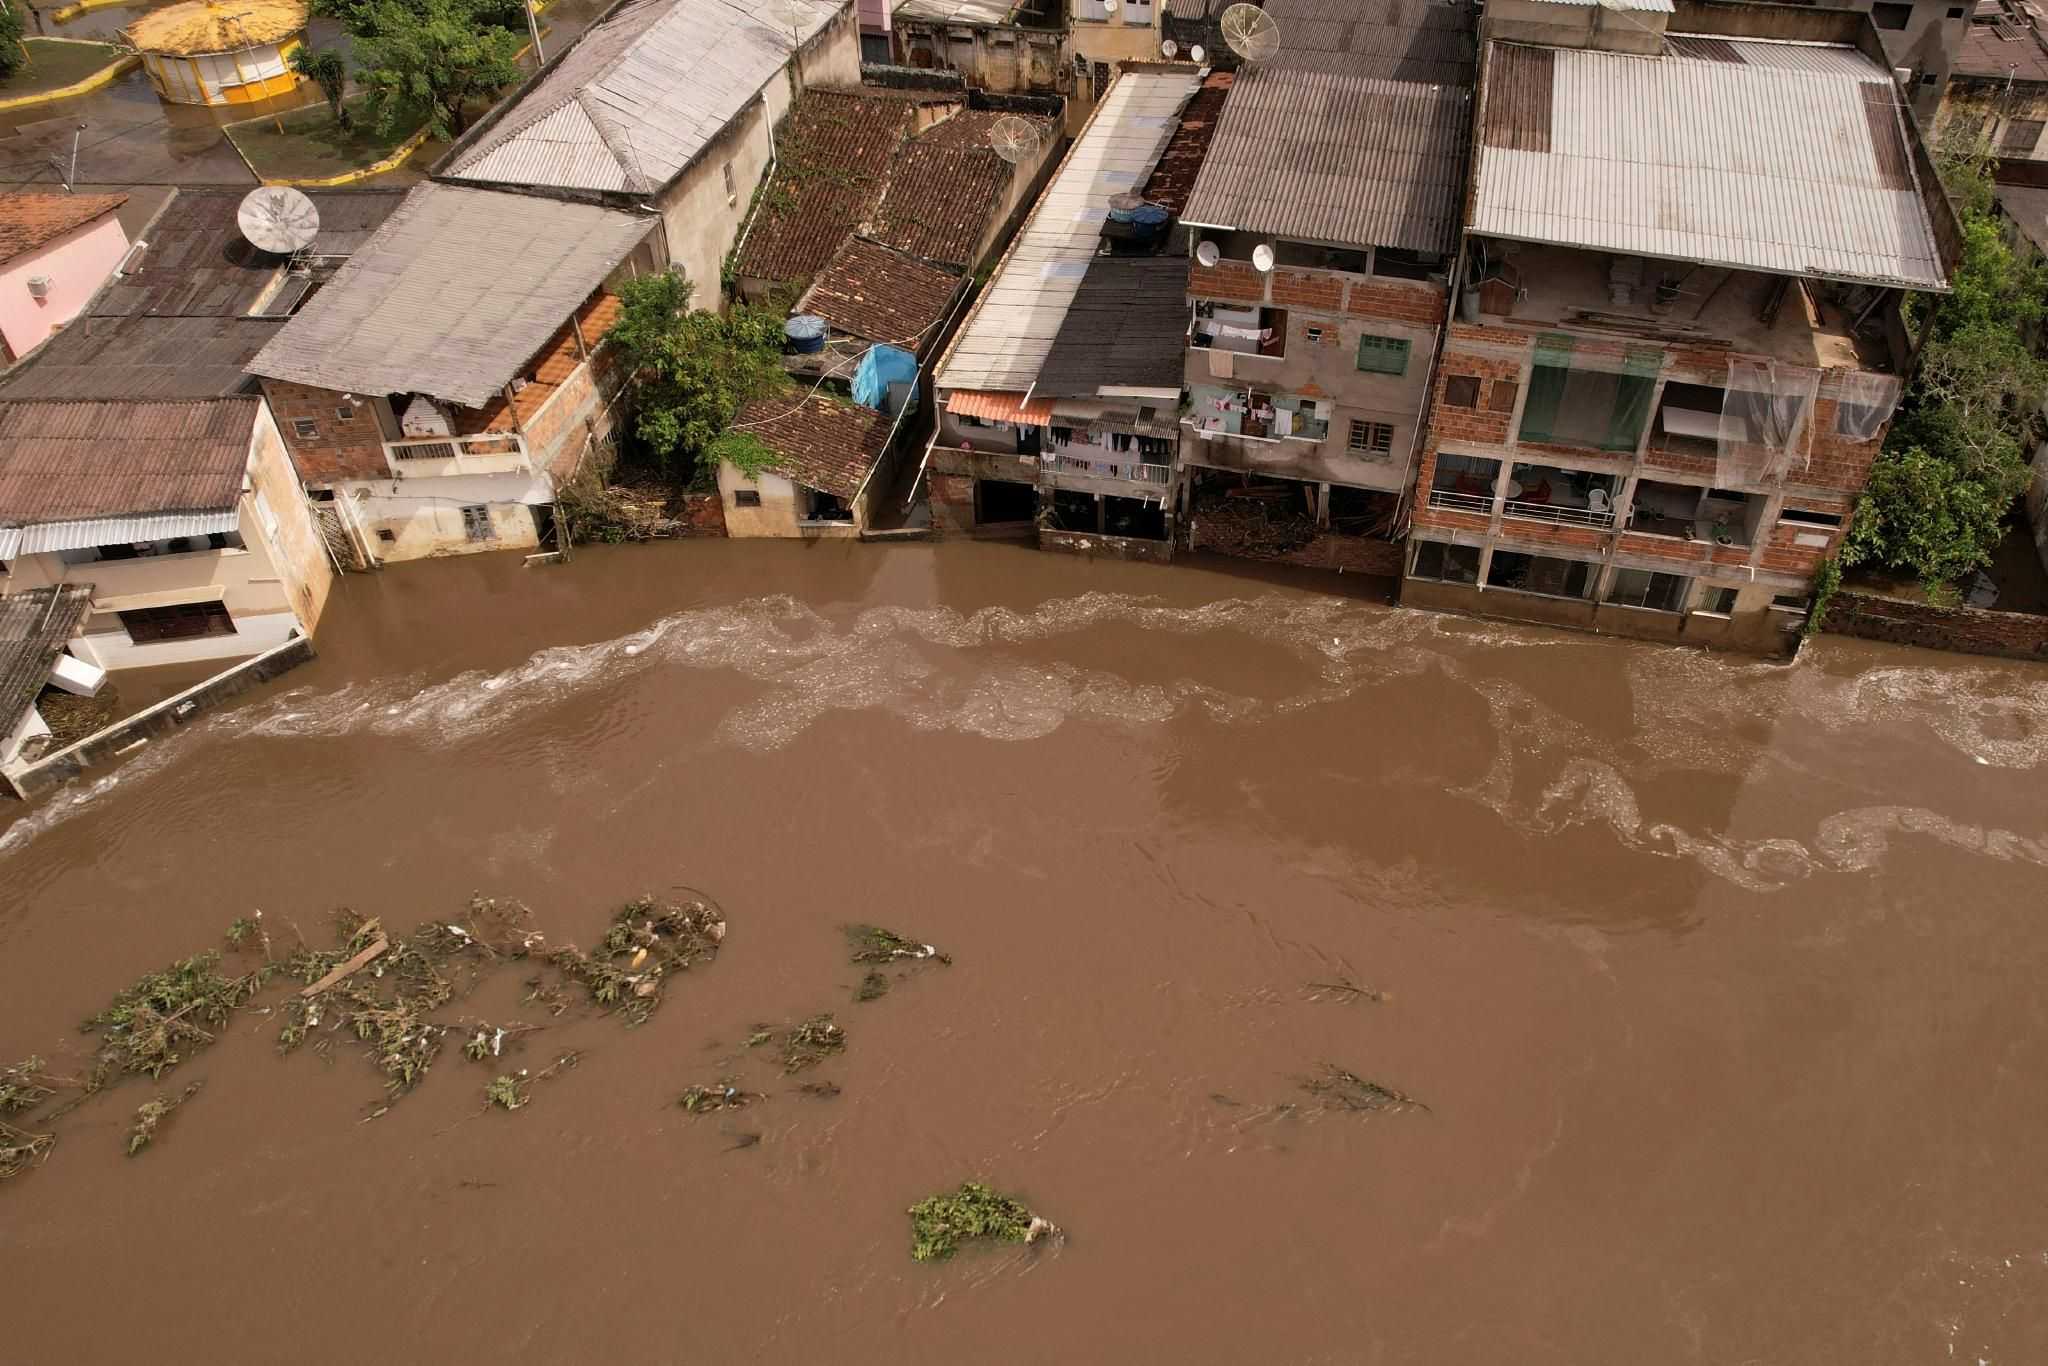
[384,433,529,477]
[1427,488,1494,515]
[1502,499,1616,529]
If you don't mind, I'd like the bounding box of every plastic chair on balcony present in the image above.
[1587,487,1610,517]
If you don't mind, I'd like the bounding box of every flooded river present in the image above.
[3,542,2045,1363]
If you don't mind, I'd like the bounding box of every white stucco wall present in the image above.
[0,213,128,362]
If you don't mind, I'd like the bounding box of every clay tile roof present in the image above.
[732,90,918,284]
[868,109,1052,268]
[732,393,891,498]
[0,398,256,525]
[1141,72,1231,214]
[800,238,961,350]
[0,584,93,746]
[0,193,127,268]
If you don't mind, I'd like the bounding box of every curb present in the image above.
[0,50,139,112]
[223,119,432,187]
[50,0,133,22]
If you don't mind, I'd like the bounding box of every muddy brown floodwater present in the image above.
[3,541,2047,1363]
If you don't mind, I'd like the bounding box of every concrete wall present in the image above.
[1041,525,1173,561]
[1484,0,1665,56]
[2028,439,2048,577]
[1821,586,2048,660]
[4,632,314,800]
[1400,565,1799,655]
[1068,4,1161,67]
[892,23,1068,95]
[0,213,128,362]
[338,473,550,561]
[244,401,336,633]
[1941,78,2048,160]
[717,462,867,538]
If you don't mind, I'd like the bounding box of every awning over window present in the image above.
[946,390,1058,425]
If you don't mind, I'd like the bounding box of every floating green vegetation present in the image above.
[223,915,264,951]
[678,1080,756,1114]
[0,1119,53,1180]
[0,1057,54,1115]
[845,925,949,965]
[126,1082,203,1157]
[1300,1065,1426,1115]
[855,971,889,1003]
[548,895,726,1026]
[485,1052,579,1113]
[85,951,272,1080]
[462,1022,540,1063]
[908,1181,1057,1263]
[775,1014,845,1073]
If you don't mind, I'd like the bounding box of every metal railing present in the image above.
[1501,499,1616,529]
[1426,488,1494,515]
[384,433,529,474]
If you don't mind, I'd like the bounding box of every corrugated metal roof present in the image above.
[1524,0,1670,9]
[891,0,1023,23]
[0,584,93,744]
[1,510,243,558]
[246,184,656,408]
[1036,256,1191,398]
[0,315,277,400]
[1471,38,1948,290]
[0,399,255,530]
[934,69,1202,394]
[439,0,846,195]
[1254,0,1474,83]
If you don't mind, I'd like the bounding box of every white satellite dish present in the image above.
[1101,0,1120,14]
[987,114,1042,165]
[1195,239,1220,268]
[1162,38,1178,58]
[1219,3,1281,63]
[1190,44,1207,64]
[238,186,320,255]
[1251,242,1275,272]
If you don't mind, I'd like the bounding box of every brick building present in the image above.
[247,184,664,563]
[1175,1,1474,574]
[1403,0,1961,654]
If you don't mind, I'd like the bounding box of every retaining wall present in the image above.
[1821,589,2048,662]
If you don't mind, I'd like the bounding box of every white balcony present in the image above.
[383,433,530,479]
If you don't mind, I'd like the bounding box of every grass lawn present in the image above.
[2,38,127,96]
[226,95,423,181]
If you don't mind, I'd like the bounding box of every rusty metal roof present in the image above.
[0,193,126,268]
[1472,38,1948,290]
[1178,0,1474,253]
[0,584,93,748]
[0,399,255,529]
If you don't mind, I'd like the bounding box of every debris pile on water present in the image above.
[1300,1065,1425,1115]
[678,1080,757,1113]
[126,1081,203,1156]
[844,924,948,1002]
[0,1056,55,1114]
[86,950,272,1081]
[548,895,726,1025]
[767,1014,846,1073]
[908,1181,1059,1262]
[0,1119,53,1178]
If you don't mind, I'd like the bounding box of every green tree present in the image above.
[292,46,352,129]
[606,271,789,478]
[0,1,25,81]
[349,0,525,139]
[1845,144,2044,585]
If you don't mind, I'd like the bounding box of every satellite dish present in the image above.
[238,186,320,255]
[987,114,1042,165]
[1101,0,1120,14]
[1162,38,1178,58]
[1251,242,1275,272]
[1190,44,1207,64]
[1195,240,1220,267]
[1219,3,1281,63]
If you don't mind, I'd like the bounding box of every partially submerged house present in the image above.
[0,396,332,670]
[1176,2,1473,574]
[1403,0,1958,654]
[246,183,664,562]
[720,392,900,534]
[434,0,861,308]
[0,584,94,785]
[927,65,1204,552]
[0,194,130,364]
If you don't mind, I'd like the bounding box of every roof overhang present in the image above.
[0,509,241,559]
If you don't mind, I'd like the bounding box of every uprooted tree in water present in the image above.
[908,1182,1060,1263]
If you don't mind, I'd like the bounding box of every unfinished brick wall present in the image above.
[927,472,976,532]
[1342,280,1446,326]
[260,381,389,484]
[1188,260,1264,305]
[1428,346,1522,447]
[1270,268,1341,311]
[1822,589,2048,660]
[1800,398,1885,494]
[520,360,611,480]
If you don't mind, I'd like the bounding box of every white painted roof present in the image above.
[441,0,845,195]
[1472,36,1948,290]
[935,69,1201,395]
[0,511,242,559]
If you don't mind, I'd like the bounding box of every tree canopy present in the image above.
[317,0,526,139]
[0,3,24,80]
[605,271,790,480]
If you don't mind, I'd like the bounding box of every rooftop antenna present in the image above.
[237,186,322,254]
[986,114,1042,165]
[761,0,810,86]
[1218,3,1280,64]
[48,123,85,191]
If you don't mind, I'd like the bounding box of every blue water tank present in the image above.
[785,314,828,354]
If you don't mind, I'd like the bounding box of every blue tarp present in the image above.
[852,344,918,415]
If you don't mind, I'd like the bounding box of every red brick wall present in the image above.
[1498,521,1607,555]
[1342,280,1446,326]
[928,472,976,532]
[1800,398,1884,495]
[1429,347,1523,447]
[1188,260,1264,305]
[1823,589,2048,660]
[1270,268,1341,310]
[260,381,389,484]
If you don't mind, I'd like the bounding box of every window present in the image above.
[119,600,236,644]
[1443,375,1482,408]
[722,161,736,204]
[1871,2,1911,28]
[1606,569,1689,613]
[733,489,762,508]
[2002,119,2045,154]
[1697,586,1740,616]
[375,528,397,543]
[461,505,492,542]
[291,418,319,440]
[335,404,356,421]
[1947,4,1965,15]
[1488,380,1518,414]
[1779,507,1844,529]
[1770,593,1810,614]
[1409,540,1481,585]
[1486,551,1595,600]
[1347,419,1394,456]
[1356,335,1410,375]
[1371,247,1442,281]
[1920,72,1939,86]
[1304,325,1324,344]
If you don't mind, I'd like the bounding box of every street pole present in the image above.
[526,0,545,66]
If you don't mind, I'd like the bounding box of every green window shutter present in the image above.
[1356,335,1410,375]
